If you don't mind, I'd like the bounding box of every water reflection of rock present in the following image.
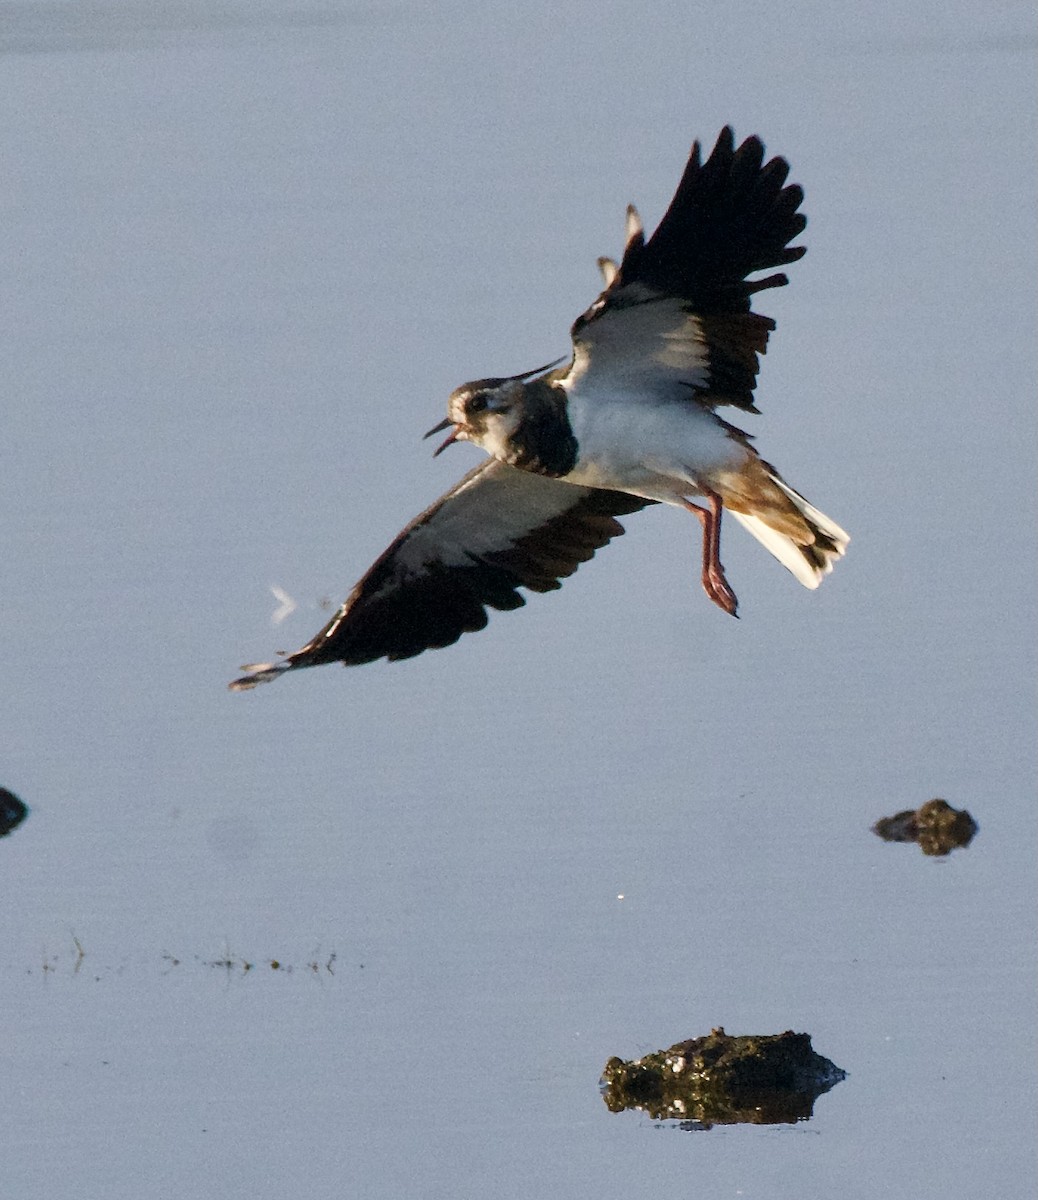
[872,798,978,857]
[602,1027,845,1127]
[0,788,29,838]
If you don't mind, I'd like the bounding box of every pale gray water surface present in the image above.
[2,2,1036,1197]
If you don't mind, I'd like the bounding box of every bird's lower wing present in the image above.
[229,460,653,688]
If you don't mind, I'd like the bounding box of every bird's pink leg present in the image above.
[682,492,738,617]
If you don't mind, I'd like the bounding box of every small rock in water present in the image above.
[602,1027,846,1127]
[0,788,29,838]
[872,798,977,857]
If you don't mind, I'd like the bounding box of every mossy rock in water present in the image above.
[602,1027,845,1126]
[872,798,977,856]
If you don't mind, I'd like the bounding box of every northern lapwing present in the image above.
[230,127,848,690]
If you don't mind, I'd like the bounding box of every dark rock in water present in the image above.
[602,1027,846,1126]
[0,788,29,837]
[873,798,977,857]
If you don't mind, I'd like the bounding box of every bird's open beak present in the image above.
[423,417,460,457]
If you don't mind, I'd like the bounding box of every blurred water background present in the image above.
[2,2,1035,1197]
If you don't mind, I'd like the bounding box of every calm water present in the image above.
[3,3,1035,1197]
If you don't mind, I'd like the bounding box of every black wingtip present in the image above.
[713,125,736,155]
[618,126,807,311]
[228,660,292,690]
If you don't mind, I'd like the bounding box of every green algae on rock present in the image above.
[872,798,978,857]
[602,1028,845,1126]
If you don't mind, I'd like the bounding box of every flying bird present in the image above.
[230,127,848,690]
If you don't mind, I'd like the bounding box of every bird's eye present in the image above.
[467,395,488,413]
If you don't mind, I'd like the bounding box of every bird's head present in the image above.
[424,358,565,462]
[425,378,525,460]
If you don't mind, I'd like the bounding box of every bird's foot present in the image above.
[702,566,739,618]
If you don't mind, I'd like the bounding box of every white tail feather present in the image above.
[730,477,849,589]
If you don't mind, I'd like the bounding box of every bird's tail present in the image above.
[727,467,849,588]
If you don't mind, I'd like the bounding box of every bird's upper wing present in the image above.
[229,461,653,687]
[562,127,807,413]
